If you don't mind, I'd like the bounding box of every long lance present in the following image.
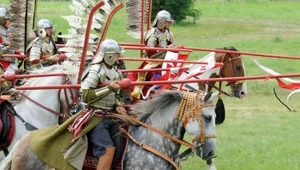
[118,43,300,60]
[120,67,189,73]
[120,57,223,65]
[2,54,223,66]
[1,73,66,81]
[15,73,300,90]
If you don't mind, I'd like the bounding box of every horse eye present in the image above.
[235,65,242,72]
[205,115,212,122]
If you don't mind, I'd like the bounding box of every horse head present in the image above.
[183,91,218,161]
[124,90,218,169]
[212,47,247,99]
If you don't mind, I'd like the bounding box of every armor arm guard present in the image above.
[145,36,160,58]
[29,42,43,63]
[81,86,113,104]
[81,66,114,104]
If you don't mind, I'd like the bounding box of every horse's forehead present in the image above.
[202,105,214,116]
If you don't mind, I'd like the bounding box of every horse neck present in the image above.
[197,52,222,92]
[14,75,63,128]
[131,101,185,156]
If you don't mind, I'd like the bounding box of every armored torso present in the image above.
[28,37,57,62]
[144,27,174,48]
[81,63,122,109]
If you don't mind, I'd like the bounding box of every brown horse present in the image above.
[178,47,246,99]
[201,47,246,98]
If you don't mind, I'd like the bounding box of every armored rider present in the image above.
[0,4,12,94]
[131,9,175,99]
[26,19,60,70]
[81,39,126,170]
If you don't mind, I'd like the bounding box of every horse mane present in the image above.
[222,46,238,51]
[130,90,183,121]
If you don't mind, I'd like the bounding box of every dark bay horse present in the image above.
[1,90,222,170]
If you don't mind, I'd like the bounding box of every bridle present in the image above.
[109,91,216,170]
[175,91,216,145]
[208,52,244,96]
[58,75,77,117]
[18,75,76,119]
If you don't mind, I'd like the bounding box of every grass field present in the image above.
[2,0,300,169]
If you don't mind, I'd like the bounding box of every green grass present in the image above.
[3,0,300,169]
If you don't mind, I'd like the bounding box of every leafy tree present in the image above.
[151,0,201,23]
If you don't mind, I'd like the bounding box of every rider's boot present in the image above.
[96,146,116,170]
[131,71,147,99]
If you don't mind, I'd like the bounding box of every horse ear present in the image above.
[203,92,218,103]
[203,91,212,102]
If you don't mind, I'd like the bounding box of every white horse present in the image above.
[0,61,79,160]
[1,90,220,170]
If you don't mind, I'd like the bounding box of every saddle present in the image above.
[0,99,16,155]
[30,109,131,170]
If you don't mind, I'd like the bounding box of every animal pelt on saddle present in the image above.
[29,109,103,170]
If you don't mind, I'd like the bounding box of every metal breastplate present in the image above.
[40,39,55,55]
[154,28,173,48]
[83,64,122,109]
[98,65,121,108]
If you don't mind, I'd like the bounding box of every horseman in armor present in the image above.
[0,4,12,94]
[26,19,59,70]
[131,9,175,99]
[80,39,126,170]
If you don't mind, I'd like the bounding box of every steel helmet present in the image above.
[92,39,122,66]
[152,10,174,29]
[0,5,10,26]
[37,19,54,38]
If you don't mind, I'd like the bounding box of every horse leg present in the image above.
[0,141,20,170]
[11,134,52,170]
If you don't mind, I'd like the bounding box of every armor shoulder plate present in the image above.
[26,37,39,53]
[81,64,102,89]
[144,28,156,42]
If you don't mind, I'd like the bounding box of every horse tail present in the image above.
[0,140,19,170]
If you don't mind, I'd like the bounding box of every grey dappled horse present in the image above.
[3,90,221,170]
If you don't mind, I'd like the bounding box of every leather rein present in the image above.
[18,76,76,119]
[107,91,216,170]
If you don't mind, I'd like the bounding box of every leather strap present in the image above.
[119,127,180,170]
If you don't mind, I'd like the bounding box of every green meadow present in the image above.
[3,0,300,169]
